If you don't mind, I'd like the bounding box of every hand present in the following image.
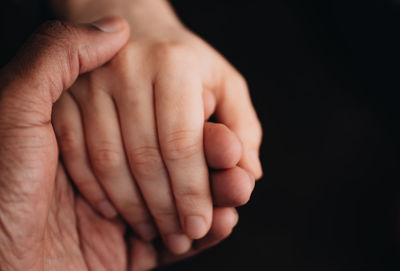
[0,17,130,270]
[0,18,254,270]
[52,0,263,254]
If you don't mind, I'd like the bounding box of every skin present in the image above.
[0,18,254,271]
[50,0,263,254]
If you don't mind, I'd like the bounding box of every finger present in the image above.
[52,92,118,218]
[214,73,263,179]
[211,167,255,207]
[155,74,212,240]
[70,84,156,241]
[204,122,242,169]
[114,76,191,255]
[160,207,239,266]
[204,122,255,207]
[192,207,238,250]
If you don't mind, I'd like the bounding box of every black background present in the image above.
[1,1,399,270]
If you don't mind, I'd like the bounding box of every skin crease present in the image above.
[0,18,255,271]
[51,0,263,254]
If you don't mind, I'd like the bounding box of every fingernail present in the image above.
[136,223,158,241]
[92,17,125,32]
[97,200,118,218]
[165,234,192,255]
[185,216,208,239]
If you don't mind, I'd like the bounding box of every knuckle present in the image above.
[152,42,192,66]
[175,183,211,213]
[177,185,204,204]
[76,43,96,73]
[123,203,151,224]
[123,201,146,215]
[109,43,133,69]
[91,147,123,174]
[73,176,97,194]
[162,130,201,161]
[57,130,80,154]
[151,207,178,225]
[153,42,180,58]
[129,145,164,177]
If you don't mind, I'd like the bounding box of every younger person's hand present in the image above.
[52,4,262,255]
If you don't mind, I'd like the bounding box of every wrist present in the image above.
[125,0,186,38]
[49,0,186,38]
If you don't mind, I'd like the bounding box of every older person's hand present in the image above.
[0,18,254,270]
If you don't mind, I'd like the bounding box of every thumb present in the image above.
[0,17,129,125]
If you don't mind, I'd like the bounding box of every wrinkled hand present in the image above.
[0,18,253,270]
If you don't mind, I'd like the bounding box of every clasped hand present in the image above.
[0,17,262,271]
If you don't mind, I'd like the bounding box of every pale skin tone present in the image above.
[0,18,255,270]
[50,0,263,254]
